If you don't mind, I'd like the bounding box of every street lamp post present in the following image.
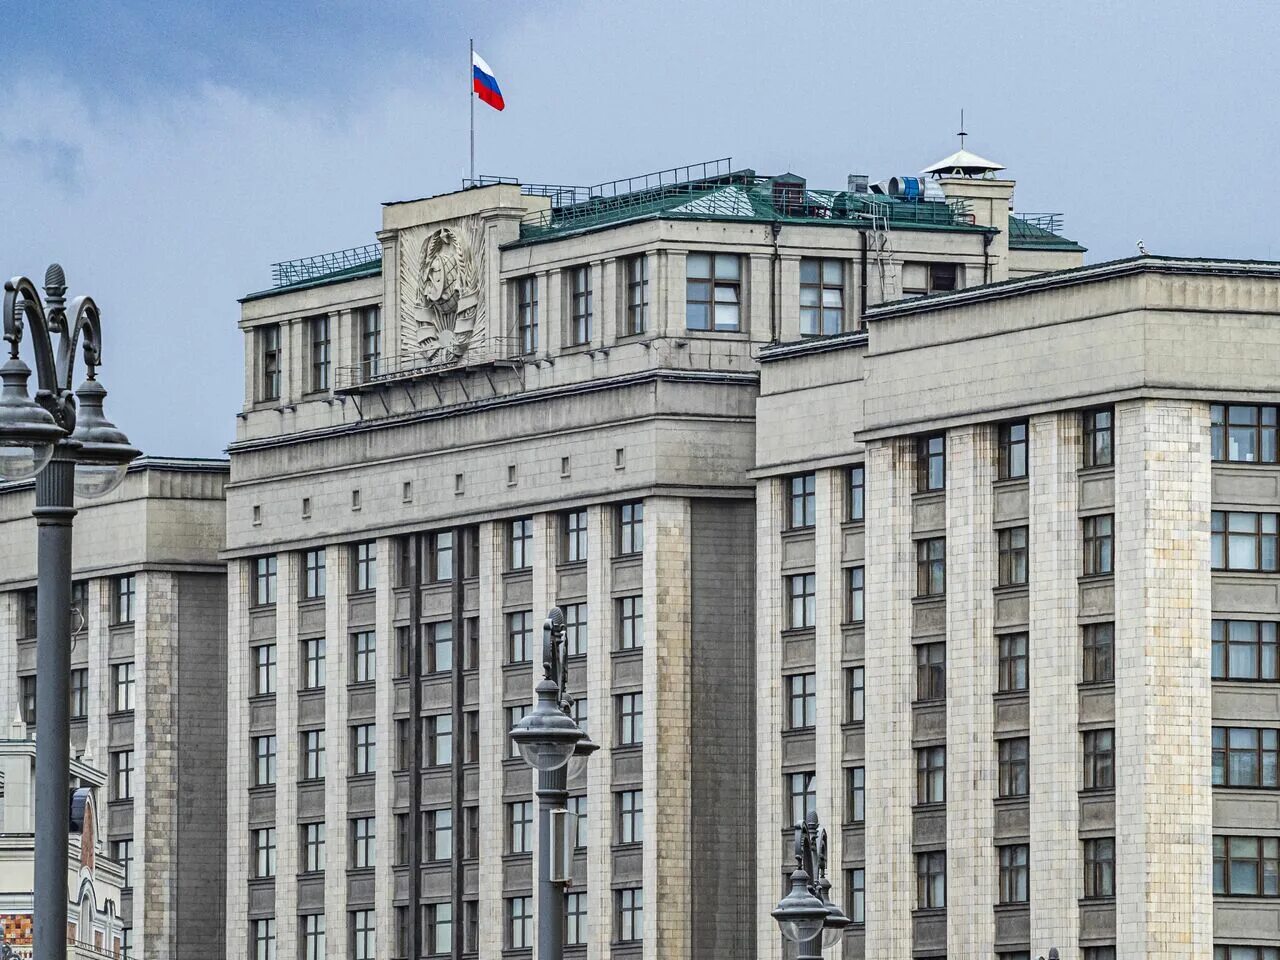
[772,810,850,960]
[1,267,139,960]
[509,607,597,960]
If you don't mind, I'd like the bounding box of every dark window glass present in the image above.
[1213,620,1280,681]
[998,422,1029,480]
[998,738,1029,798]
[917,435,946,492]
[1083,408,1114,468]
[1083,729,1115,790]
[916,538,946,597]
[916,642,946,701]
[998,526,1029,586]
[1212,404,1280,463]
[1083,622,1115,683]
[1082,515,1114,576]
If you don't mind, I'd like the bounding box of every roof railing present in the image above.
[270,243,382,288]
[1012,212,1064,235]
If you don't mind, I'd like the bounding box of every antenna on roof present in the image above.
[957,109,967,150]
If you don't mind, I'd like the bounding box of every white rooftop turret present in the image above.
[921,148,1006,179]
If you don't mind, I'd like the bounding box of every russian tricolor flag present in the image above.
[472,51,505,111]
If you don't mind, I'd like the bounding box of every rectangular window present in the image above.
[258,324,281,401]
[112,662,135,712]
[303,548,326,599]
[846,566,865,623]
[846,867,866,924]
[351,908,375,960]
[253,556,277,607]
[998,421,1029,480]
[424,902,452,957]
[1214,836,1280,896]
[617,692,643,746]
[916,851,947,908]
[252,643,276,696]
[507,896,533,950]
[686,252,741,331]
[112,838,134,887]
[252,918,276,960]
[618,596,644,649]
[1214,619,1280,681]
[799,257,845,336]
[1083,622,1115,683]
[301,729,325,780]
[252,736,276,787]
[616,888,643,943]
[69,668,87,719]
[464,616,480,670]
[18,588,37,638]
[1083,408,1114,468]
[251,826,276,879]
[846,666,865,723]
[506,705,530,759]
[423,808,453,862]
[848,465,865,521]
[1213,511,1280,572]
[997,633,1029,693]
[997,526,1029,586]
[788,473,816,529]
[425,621,453,674]
[1212,403,1280,463]
[916,538,946,596]
[464,710,480,763]
[846,766,865,823]
[563,602,588,656]
[567,794,587,850]
[19,676,35,726]
[998,737,1030,798]
[916,642,946,701]
[1212,949,1278,960]
[430,530,454,582]
[508,800,533,853]
[902,261,959,296]
[1084,837,1116,898]
[70,580,87,634]
[1213,727,1280,788]
[917,435,946,492]
[617,789,644,844]
[562,509,588,563]
[916,746,945,804]
[359,306,381,379]
[624,255,648,336]
[303,822,326,872]
[787,673,817,730]
[352,541,377,592]
[114,575,136,624]
[566,891,588,946]
[351,723,376,776]
[786,770,817,825]
[302,637,326,690]
[425,714,452,767]
[998,844,1029,903]
[1084,729,1115,790]
[309,315,330,392]
[516,276,538,354]
[465,805,481,859]
[350,817,375,869]
[569,265,592,345]
[302,914,325,960]
[618,501,644,555]
[507,611,533,663]
[509,517,533,570]
[111,749,135,800]
[787,573,816,629]
[1082,514,1114,576]
[351,630,376,684]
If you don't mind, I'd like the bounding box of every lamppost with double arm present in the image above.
[773,809,851,959]
[0,266,140,960]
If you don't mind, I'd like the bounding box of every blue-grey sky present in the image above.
[2,0,1277,457]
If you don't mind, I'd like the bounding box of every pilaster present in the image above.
[325,546,352,951]
[814,468,844,960]
[275,553,300,955]
[226,560,251,956]
[84,580,110,782]
[477,522,505,960]
[531,512,556,957]
[375,537,397,953]
[755,478,784,960]
[585,504,614,960]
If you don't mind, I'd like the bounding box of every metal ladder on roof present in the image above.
[864,200,899,305]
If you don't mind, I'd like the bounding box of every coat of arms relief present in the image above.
[398,216,488,364]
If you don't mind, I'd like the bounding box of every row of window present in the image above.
[15,575,138,638]
[259,305,381,402]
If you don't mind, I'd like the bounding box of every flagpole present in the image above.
[469,37,475,181]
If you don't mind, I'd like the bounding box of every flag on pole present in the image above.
[472,51,505,111]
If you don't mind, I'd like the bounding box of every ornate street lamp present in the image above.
[509,607,596,960]
[2,266,139,960]
[773,810,850,959]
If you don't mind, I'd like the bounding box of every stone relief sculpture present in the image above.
[399,215,487,364]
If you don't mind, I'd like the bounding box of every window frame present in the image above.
[786,573,816,630]
[997,526,1029,586]
[1213,511,1280,572]
[1214,619,1280,681]
[799,257,846,336]
[997,421,1029,480]
[786,672,817,731]
[915,745,946,805]
[359,306,382,380]
[1083,728,1115,791]
[997,632,1029,693]
[916,537,946,597]
[568,264,592,346]
[1083,836,1116,899]
[1082,407,1114,468]
[787,473,817,530]
[915,642,946,702]
[624,254,649,336]
[1082,514,1115,576]
[1212,403,1280,464]
[308,315,331,393]
[915,850,947,909]
[685,252,742,332]
[998,843,1030,904]
[916,434,946,492]
[516,276,539,355]
[997,737,1030,798]
[1082,622,1115,684]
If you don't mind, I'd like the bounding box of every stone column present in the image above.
[375,537,397,952]
[0,593,16,729]
[542,271,562,358]
[226,560,251,956]
[1028,412,1081,955]
[945,426,997,956]
[755,478,784,960]
[275,553,300,956]
[585,505,614,960]
[598,258,617,346]
[477,522,505,960]
[777,256,802,341]
[662,252,686,339]
[1113,399,1213,958]
[747,254,773,344]
[642,496,692,958]
[530,512,557,958]
[84,579,110,800]
[863,438,916,957]
[325,547,352,950]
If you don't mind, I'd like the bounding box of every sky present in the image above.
[3,0,1279,457]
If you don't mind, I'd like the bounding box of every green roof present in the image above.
[1008,214,1086,252]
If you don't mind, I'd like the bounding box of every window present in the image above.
[563,602,588,656]
[506,705,530,759]
[916,538,946,596]
[252,736,276,787]
[303,822,326,872]
[18,588,37,638]
[1083,837,1116,898]
[425,714,452,766]
[566,891,588,946]
[423,808,452,862]
[258,324,281,401]
[1082,515,1114,576]
[917,435,946,492]
[617,789,643,844]
[787,673,817,730]
[1215,948,1280,960]
[787,573,816,629]
[998,738,1029,798]
[308,316,330,392]
[507,611,533,663]
[1083,622,1115,684]
[1214,619,1280,681]
[465,805,481,858]
[510,517,533,569]
[464,710,480,763]
[788,473,816,529]
[425,621,453,674]
[846,666,865,723]
[916,642,946,701]
[1083,408,1114,468]
[616,888,643,942]
[846,767,865,823]
[567,794,587,849]
[351,723,375,776]
[424,903,451,956]
[351,908,375,960]
[799,257,845,336]
[562,509,588,563]
[1213,727,1280,788]
[70,668,87,719]
[430,531,454,582]
[251,826,276,879]
[302,638,326,690]
[303,549,326,599]
[686,252,741,331]
[301,729,325,780]
[618,596,644,649]
[70,580,87,634]
[111,749,134,800]
[845,567,865,624]
[253,556,276,607]
[569,265,592,345]
[111,838,133,888]
[848,465,865,521]
[301,914,325,960]
[516,276,538,354]
[902,261,959,296]
[359,306,381,379]
[998,421,1029,479]
[350,817,375,869]
[618,501,644,555]
[352,541,377,592]
[508,897,533,950]
[787,771,817,825]
[1213,511,1280,572]
[19,676,35,726]
[624,255,648,336]
[916,746,945,804]
[1213,404,1280,463]
[1215,836,1280,896]
[997,633,1028,693]
[464,616,480,669]
[997,526,1029,586]
[351,631,376,684]
[846,867,866,924]
[617,692,643,746]
[998,844,1030,903]
[916,851,947,908]
[570,696,587,736]
[252,643,276,696]
[1083,729,1115,790]
[252,918,276,960]
[114,575,136,624]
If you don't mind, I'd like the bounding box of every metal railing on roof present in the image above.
[1011,212,1065,236]
[333,337,524,392]
[270,243,382,288]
